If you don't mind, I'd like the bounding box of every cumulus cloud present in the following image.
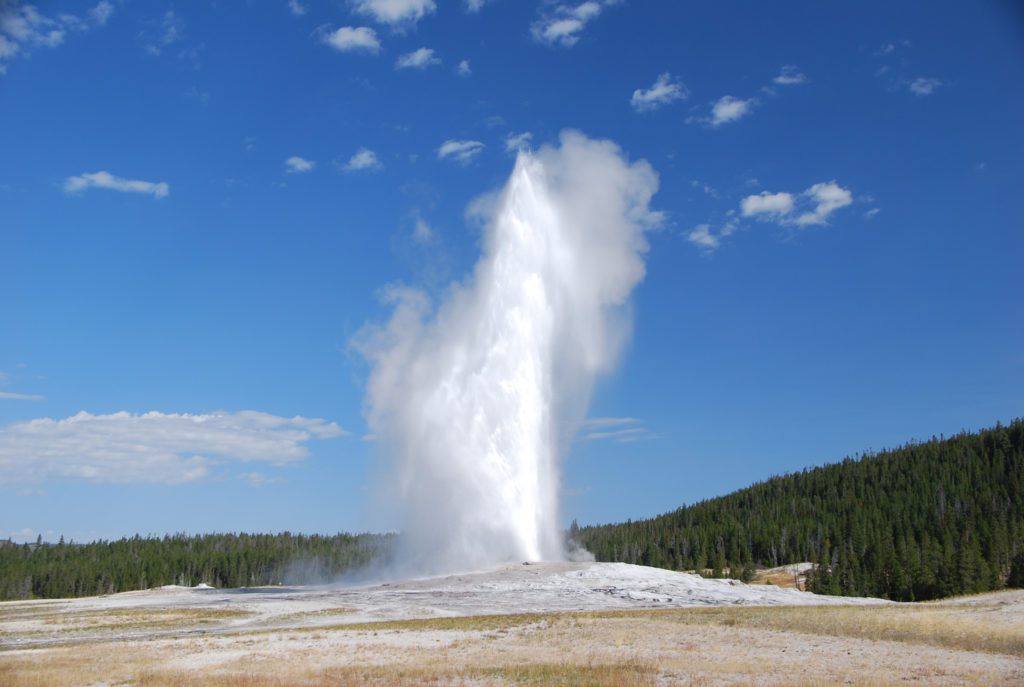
[741,191,795,219]
[352,0,436,28]
[343,147,382,172]
[395,47,439,69]
[437,139,485,164]
[457,59,471,76]
[64,171,169,199]
[631,72,689,112]
[773,64,807,85]
[0,410,347,486]
[532,1,611,47]
[740,181,852,227]
[793,182,853,225]
[709,95,756,126]
[909,77,943,95]
[285,156,315,173]
[320,26,381,53]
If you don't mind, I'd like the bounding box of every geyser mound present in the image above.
[357,131,661,574]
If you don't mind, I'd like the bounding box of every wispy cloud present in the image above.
[772,64,807,86]
[285,156,315,173]
[0,1,113,73]
[464,0,493,12]
[141,10,183,56]
[319,26,381,54]
[64,171,169,199]
[580,417,659,443]
[908,77,943,95]
[532,1,613,48]
[686,219,738,253]
[709,95,756,126]
[631,72,689,112]
[395,47,439,69]
[457,59,471,76]
[343,147,382,172]
[0,391,45,401]
[352,0,436,29]
[0,410,347,486]
[288,0,308,16]
[504,131,533,154]
[437,139,484,164]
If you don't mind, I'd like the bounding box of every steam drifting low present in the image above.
[358,131,660,573]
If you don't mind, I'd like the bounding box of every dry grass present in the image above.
[3,594,1023,686]
[587,604,1024,657]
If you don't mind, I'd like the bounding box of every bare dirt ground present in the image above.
[2,561,1022,686]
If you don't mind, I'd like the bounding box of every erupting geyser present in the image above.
[358,131,660,573]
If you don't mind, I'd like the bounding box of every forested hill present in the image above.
[0,532,394,601]
[575,419,1024,601]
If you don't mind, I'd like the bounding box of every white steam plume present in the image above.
[356,131,660,573]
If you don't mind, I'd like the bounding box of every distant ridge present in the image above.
[575,419,1024,601]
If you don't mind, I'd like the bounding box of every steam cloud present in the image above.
[357,131,660,573]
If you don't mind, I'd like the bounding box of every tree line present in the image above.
[0,531,394,600]
[573,419,1024,601]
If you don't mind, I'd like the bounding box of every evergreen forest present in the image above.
[574,419,1024,601]
[0,531,393,601]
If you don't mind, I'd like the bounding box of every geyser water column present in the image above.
[358,131,661,573]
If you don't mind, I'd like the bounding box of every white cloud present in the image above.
[794,181,853,225]
[864,207,880,219]
[320,26,381,54]
[0,2,113,72]
[686,219,738,253]
[343,147,382,172]
[352,0,436,28]
[457,59,471,76]
[687,223,720,250]
[504,131,533,154]
[909,77,943,95]
[437,139,485,164]
[709,95,756,126]
[285,156,315,173]
[741,191,794,218]
[64,171,169,199]
[395,47,439,69]
[740,181,852,227]
[531,1,611,47]
[0,391,44,401]
[631,72,689,112]
[288,0,308,16]
[464,0,492,12]
[773,65,807,85]
[0,410,347,486]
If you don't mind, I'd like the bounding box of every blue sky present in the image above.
[2,0,1022,544]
